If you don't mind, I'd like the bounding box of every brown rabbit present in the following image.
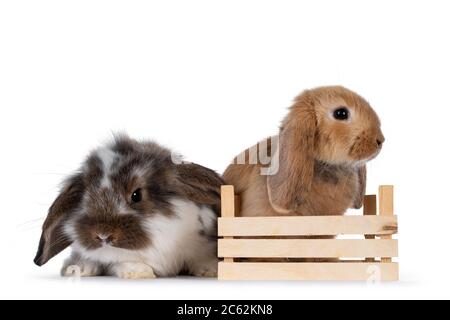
[223,86,384,218]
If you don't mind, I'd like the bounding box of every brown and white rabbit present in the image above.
[34,135,223,279]
[223,86,384,217]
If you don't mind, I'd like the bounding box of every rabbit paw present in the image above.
[191,259,218,278]
[62,262,101,277]
[113,262,156,279]
[193,268,218,278]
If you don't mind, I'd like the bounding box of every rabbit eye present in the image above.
[131,189,143,203]
[333,107,350,120]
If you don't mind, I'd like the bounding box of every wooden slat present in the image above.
[218,262,399,281]
[379,185,394,263]
[218,239,398,258]
[379,185,394,215]
[364,195,377,262]
[364,195,377,216]
[218,215,398,237]
[221,185,236,263]
[221,185,236,217]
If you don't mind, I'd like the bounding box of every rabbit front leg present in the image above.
[61,251,103,277]
[109,262,157,279]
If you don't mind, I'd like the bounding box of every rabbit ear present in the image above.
[176,163,224,208]
[34,174,84,266]
[267,93,317,213]
[352,165,367,209]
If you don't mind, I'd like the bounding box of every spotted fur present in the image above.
[34,135,223,278]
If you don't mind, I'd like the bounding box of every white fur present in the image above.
[96,147,118,188]
[110,262,156,279]
[64,198,218,278]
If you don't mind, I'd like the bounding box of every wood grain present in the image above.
[364,195,377,262]
[218,239,398,258]
[219,215,398,237]
[218,262,399,281]
[379,186,394,263]
[221,185,236,263]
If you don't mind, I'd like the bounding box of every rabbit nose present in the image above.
[96,233,113,243]
[376,133,385,146]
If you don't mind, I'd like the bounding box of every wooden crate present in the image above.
[218,185,399,281]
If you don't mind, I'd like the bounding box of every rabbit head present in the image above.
[268,86,384,212]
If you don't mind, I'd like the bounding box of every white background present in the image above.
[1,0,449,300]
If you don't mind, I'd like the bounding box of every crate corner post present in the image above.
[218,185,236,280]
[363,194,377,262]
[378,185,399,281]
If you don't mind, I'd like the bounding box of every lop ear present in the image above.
[176,163,224,209]
[267,93,317,213]
[353,165,367,209]
[34,174,84,266]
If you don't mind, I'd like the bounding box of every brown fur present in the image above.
[223,86,384,217]
[34,174,85,266]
